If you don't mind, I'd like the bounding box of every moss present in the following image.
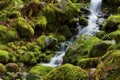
[2,29,19,42]
[34,16,47,32]
[5,0,24,10]
[0,50,10,63]
[103,15,120,32]
[79,17,88,26]
[58,25,72,37]
[64,34,100,64]
[102,30,120,43]
[14,17,34,38]
[0,63,7,73]
[42,64,89,80]
[57,35,66,42]
[19,52,38,64]
[88,41,114,57]
[0,10,9,21]
[77,58,100,69]
[30,66,53,76]
[0,25,7,38]
[36,35,46,49]
[8,11,21,19]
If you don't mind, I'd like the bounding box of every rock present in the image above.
[29,65,53,76]
[0,63,7,73]
[5,63,19,72]
[42,64,89,80]
[0,50,10,63]
[64,34,100,64]
[103,15,120,32]
[88,41,114,57]
[14,17,34,38]
[77,58,100,69]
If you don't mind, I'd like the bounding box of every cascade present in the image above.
[41,0,103,67]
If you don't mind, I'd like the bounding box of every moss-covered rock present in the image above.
[77,58,100,69]
[19,51,40,64]
[30,65,53,76]
[88,41,114,57]
[0,63,7,73]
[36,35,57,49]
[58,25,72,37]
[64,34,100,64]
[42,64,89,80]
[0,50,10,63]
[2,29,19,42]
[5,63,19,72]
[8,11,21,19]
[103,15,120,32]
[14,17,34,38]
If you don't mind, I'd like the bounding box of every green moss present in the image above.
[2,29,19,42]
[0,50,10,63]
[103,15,120,32]
[14,17,34,38]
[30,66,53,76]
[42,64,89,80]
[57,35,66,42]
[0,63,7,73]
[88,41,113,57]
[8,11,21,19]
[77,58,100,69]
[34,16,47,32]
[79,17,88,26]
[0,10,9,21]
[58,25,72,37]
[64,34,100,64]
[36,35,46,49]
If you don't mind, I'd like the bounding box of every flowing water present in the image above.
[41,0,103,67]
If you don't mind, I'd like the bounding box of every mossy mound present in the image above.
[42,64,89,80]
[103,15,120,32]
[77,58,100,69]
[30,65,53,76]
[14,17,34,38]
[64,34,100,64]
[5,63,19,72]
[0,63,7,73]
[88,41,114,57]
[0,50,10,63]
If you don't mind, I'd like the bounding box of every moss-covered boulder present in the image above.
[0,63,7,73]
[103,15,120,32]
[64,34,100,64]
[95,50,120,80]
[0,50,10,63]
[77,58,100,69]
[42,64,89,80]
[14,17,34,38]
[5,63,19,72]
[19,51,40,64]
[36,35,57,49]
[30,65,53,76]
[88,41,114,57]
[58,25,72,37]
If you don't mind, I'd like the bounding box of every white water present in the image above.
[41,0,103,67]
[79,0,102,35]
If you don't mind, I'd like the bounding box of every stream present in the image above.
[41,0,104,67]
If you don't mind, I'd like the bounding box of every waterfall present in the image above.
[79,0,102,35]
[41,0,103,67]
